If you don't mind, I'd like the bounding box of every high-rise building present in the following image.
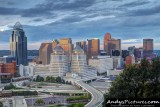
[71,45,87,73]
[10,22,27,65]
[70,45,97,79]
[59,38,73,62]
[76,41,87,52]
[50,44,68,77]
[39,43,53,65]
[39,40,58,65]
[143,39,153,52]
[143,39,154,58]
[134,48,143,61]
[104,33,111,53]
[87,38,100,60]
[103,33,121,55]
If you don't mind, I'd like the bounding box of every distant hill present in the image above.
[0,50,39,57]
[0,50,159,57]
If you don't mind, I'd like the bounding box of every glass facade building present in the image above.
[10,22,27,65]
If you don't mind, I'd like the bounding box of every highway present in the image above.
[75,81,104,107]
[13,96,27,107]
[8,79,104,107]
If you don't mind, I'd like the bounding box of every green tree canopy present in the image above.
[35,99,45,105]
[0,101,3,107]
[106,58,160,98]
[35,75,44,82]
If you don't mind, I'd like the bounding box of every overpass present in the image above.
[9,79,104,107]
[75,81,104,107]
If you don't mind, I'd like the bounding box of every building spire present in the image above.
[14,22,23,30]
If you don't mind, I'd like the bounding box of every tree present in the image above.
[35,99,45,105]
[106,58,160,98]
[56,77,62,83]
[4,83,16,90]
[50,77,55,83]
[67,103,85,107]
[46,76,51,82]
[0,102,3,107]
[35,75,44,82]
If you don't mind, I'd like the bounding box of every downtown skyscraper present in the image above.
[87,38,100,61]
[143,39,154,58]
[10,22,27,65]
[104,33,121,56]
[143,39,153,52]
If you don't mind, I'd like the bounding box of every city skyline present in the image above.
[0,0,160,50]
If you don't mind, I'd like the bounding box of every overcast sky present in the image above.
[0,0,160,50]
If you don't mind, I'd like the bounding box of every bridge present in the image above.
[75,81,104,107]
[3,78,104,107]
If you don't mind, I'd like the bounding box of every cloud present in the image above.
[122,39,142,44]
[119,0,150,8]
[0,0,160,50]
[33,18,43,22]
[21,0,96,17]
[129,4,160,16]
[0,7,20,15]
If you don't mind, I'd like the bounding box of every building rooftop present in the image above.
[53,44,64,52]
[14,22,23,30]
[73,45,84,52]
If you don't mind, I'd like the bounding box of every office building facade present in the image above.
[143,39,154,58]
[39,40,58,65]
[10,22,27,65]
[59,38,73,63]
[104,33,121,55]
[87,38,100,61]
[76,41,87,52]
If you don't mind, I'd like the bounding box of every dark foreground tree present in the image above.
[0,102,3,107]
[106,58,160,98]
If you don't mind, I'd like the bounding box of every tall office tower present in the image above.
[76,41,87,52]
[134,48,143,61]
[70,45,97,79]
[71,45,87,73]
[39,40,58,65]
[50,45,68,77]
[59,38,73,63]
[143,39,153,52]
[39,43,52,65]
[104,33,111,52]
[87,38,100,61]
[103,33,121,55]
[143,39,153,58]
[10,22,27,65]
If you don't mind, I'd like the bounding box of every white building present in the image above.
[88,56,113,74]
[20,45,68,78]
[107,69,123,76]
[20,45,97,81]
[69,45,97,80]
[112,56,124,69]
[50,45,68,77]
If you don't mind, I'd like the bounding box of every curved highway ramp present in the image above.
[75,81,104,107]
